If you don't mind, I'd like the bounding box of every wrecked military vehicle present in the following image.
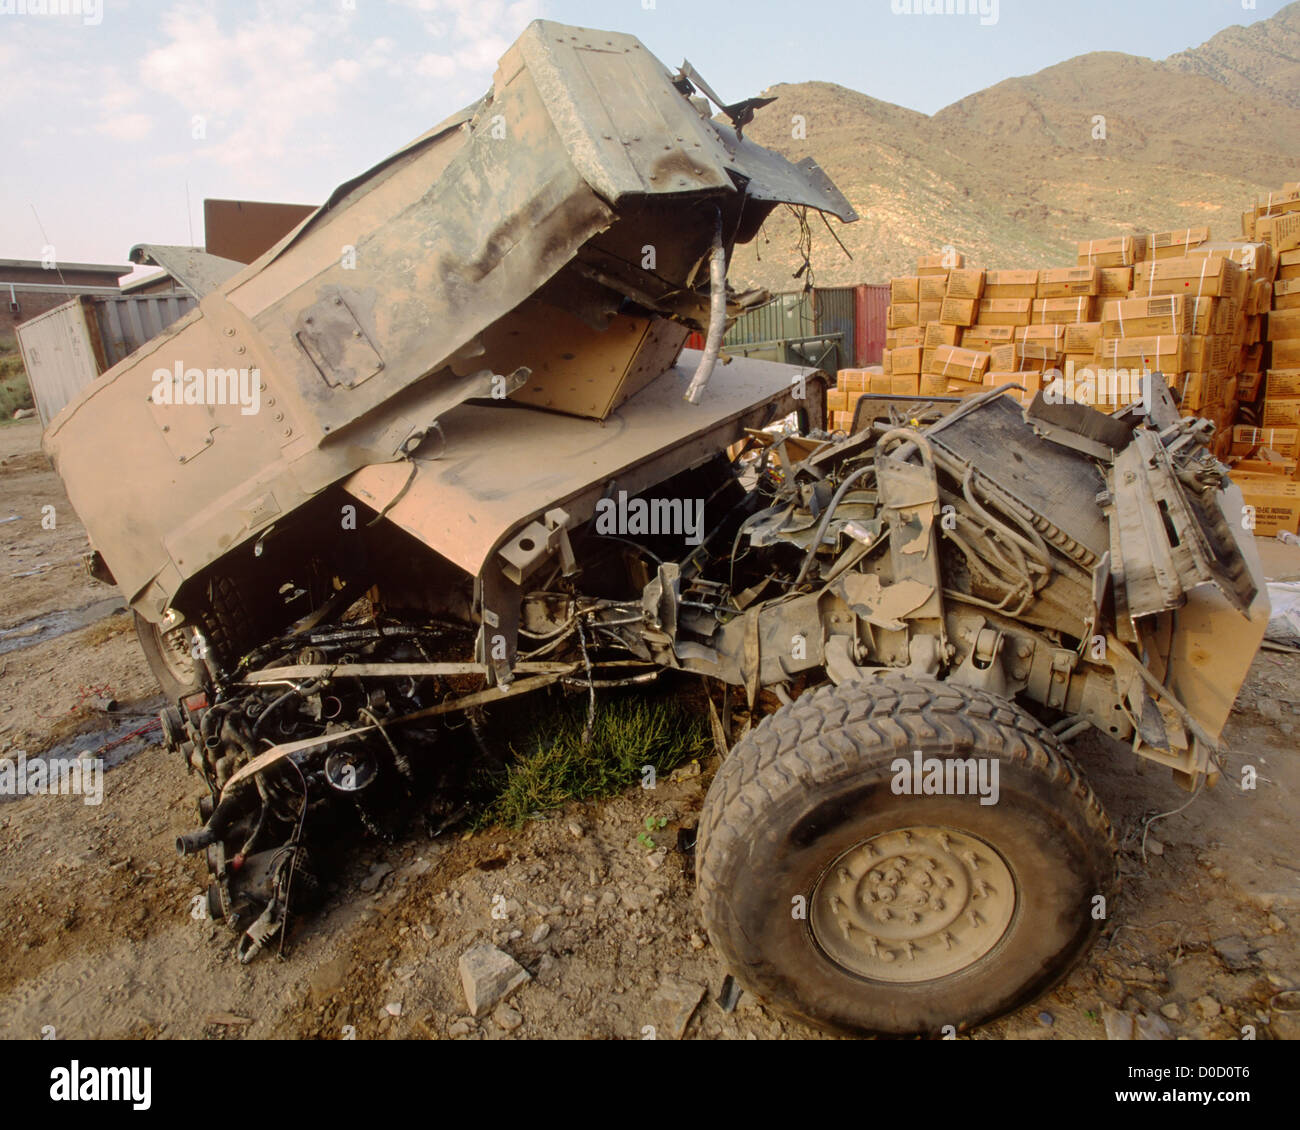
[45,20,1268,1036]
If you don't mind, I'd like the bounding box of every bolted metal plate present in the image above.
[294,291,384,390]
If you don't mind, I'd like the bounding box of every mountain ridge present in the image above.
[731,2,1300,291]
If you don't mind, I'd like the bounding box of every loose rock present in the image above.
[653,980,706,1040]
[458,943,531,1017]
[493,1004,524,1031]
[1212,935,1254,971]
[1196,995,1222,1019]
[360,863,393,893]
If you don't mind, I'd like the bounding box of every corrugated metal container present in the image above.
[16,293,197,427]
[854,283,889,366]
[724,335,842,371]
[94,294,196,367]
[725,292,813,347]
[812,287,855,372]
[15,299,100,429]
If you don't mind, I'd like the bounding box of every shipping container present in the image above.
[812,287,856,372]
[17,293,197,427]
[725,291,813,348]
[854,283,890,366]
[94,294,196,368]
[14,299,100,429]
[722,335,843,372]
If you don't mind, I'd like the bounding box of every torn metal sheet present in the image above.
[1104,429,1257,622]
[1024,392,1136,461]
[832,574,933,631]
[127,244,245,299]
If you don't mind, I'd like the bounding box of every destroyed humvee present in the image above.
[44,21,1268,1036]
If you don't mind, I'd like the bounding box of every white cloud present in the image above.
[391,0,540,47]
[415,53,457,80]
[134,4,379,174]
[99,111,154,141]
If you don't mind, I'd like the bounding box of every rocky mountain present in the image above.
[730,2,1300,292]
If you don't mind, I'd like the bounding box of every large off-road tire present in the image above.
[134,574,265,701]
[133,612,204,701]
[697,675,1118,1037]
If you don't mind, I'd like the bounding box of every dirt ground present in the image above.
[1,415,1297,1042]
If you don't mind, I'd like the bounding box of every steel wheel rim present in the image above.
[809,825,1017,983]
[159,623,199,684]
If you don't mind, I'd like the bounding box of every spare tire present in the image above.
[696,674,1118,1036]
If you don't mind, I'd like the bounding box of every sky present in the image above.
[0,0,1291,271]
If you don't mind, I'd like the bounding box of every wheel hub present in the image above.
[161,624,199,680]
[810,826,1016,983]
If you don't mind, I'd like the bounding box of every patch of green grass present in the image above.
[475,691,710,830]
[0,349,34,420]
[636,814,669,849]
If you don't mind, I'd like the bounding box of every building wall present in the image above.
[0,266,125,346]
